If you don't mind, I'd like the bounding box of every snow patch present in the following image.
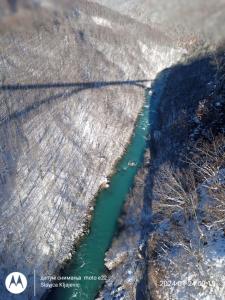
[92,16,112,29]
[138,40,187,73]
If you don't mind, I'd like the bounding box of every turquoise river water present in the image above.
[46,93,150,300]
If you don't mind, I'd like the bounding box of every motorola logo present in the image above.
[5,272,27,294]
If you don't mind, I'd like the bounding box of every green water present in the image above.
[46,94,150,300]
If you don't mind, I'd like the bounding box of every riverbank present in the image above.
[98,50,188,300]
[44,92,150,300]
[98,150,151,300]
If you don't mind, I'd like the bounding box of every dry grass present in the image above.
[153,133,225,223]
[153,165,198,219]
[150,133,225,295]
[188,134,225,181]
[206,182,225,228]
[189,134,225,229]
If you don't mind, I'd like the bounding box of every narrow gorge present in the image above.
[0,1,225,300]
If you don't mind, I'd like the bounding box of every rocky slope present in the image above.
[91,0,225,44]
[0,1,186,299]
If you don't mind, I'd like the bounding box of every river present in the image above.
[45,91,150,300]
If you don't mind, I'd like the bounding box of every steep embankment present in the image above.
[100,45,225,299]
[148,48,225,300]
[0,1,185,299]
